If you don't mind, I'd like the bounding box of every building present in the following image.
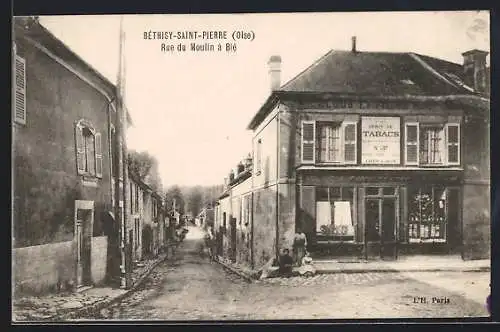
[215,37,490,270]
[196,206,215,229]
[12,17,135,294]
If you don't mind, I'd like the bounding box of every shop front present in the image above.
[298,171,463,261]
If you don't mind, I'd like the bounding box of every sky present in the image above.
[38,11,490,187]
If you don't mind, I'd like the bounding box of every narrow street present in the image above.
[73,226,489,321]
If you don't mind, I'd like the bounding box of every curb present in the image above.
[214,256,254,283]
[43,254,169,321]
[315,267,490,274]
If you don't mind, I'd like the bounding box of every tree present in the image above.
[165,185,185,215]
[128,150,162,194]
[186,186,203,217]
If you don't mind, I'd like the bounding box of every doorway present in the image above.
[364,187,398,260]
[230,217,237,262]
[74,201,94,288]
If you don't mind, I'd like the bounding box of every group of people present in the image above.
[276,227,315,277]
[202,225,315,278]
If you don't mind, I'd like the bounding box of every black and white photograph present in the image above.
[11,10,491,322]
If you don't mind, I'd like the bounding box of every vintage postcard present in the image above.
[11,11,491,322]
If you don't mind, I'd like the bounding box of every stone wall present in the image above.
[13,240,75,295]
[252,186,277,269]
[90,236,108,285]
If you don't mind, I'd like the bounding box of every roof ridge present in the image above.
[280,49,336,91]
[408,52,461,91]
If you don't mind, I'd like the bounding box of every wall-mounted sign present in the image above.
[361,116,401,164]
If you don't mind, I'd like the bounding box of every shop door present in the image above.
[365,196,398,260]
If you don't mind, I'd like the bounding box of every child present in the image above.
[278,248,294,277]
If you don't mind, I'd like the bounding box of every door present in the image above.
[381,198,397,260]
[364,197,398,260]
[230,217,237,262]
[75,209,92,287]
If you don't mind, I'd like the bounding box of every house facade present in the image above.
[127,173,166,263]
[215,39,490,270]
[12,17,135,294]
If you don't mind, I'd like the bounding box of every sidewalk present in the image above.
[215,254,490,283]
[12,252,168,322]
[313,255,490,273]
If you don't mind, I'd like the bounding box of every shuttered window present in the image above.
[14,55,26,125]
[95,132,103,178]
[301,121,316,163]
[405,123,419,165]
[75,121,102,177]
[343,122,357,163]
[75,125,86,174]
[446,123,460,165]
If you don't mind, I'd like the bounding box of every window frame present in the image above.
[407,185,448,243]
[404,122,461,167]
[75,120,102,178]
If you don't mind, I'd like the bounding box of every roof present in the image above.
[13,17,133,125]
[248,49,488,130]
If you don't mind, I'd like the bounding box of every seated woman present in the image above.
[278,248,294,278]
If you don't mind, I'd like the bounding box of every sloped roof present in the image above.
[281,50,473,96]
[14,17,133,125]
[248,49,488,130]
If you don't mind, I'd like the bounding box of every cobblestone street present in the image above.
[69,227,490,321]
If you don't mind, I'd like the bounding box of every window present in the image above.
[302,120,358,164]
[135,185,139,213]
[129,183,134,214]
[318,122,342,162]
[256,139,262,174]
[408,186,447,243]
[404,122,460,166]
[420,126,445,165]
[241,195,251,227]
[75,121,102,177]
[134,218,140,251]
[14,55,26,125]
[315,186,355,241]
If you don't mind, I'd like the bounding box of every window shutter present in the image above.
[301,121,316,163]
[405,123,419,165]
[75,125,86,174]
[95,132,103,178]
[343,122,357,164]
[446,123,460,165]
[14,56,27,125]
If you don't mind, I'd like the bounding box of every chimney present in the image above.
[462,49,489,94]
[352,36,357,52]
[268,55,282,91]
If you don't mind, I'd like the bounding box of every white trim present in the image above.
[297,165,464,171]
[23,36,117,108]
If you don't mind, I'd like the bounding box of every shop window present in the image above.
[315,186,355,241]
[408,186,447,243]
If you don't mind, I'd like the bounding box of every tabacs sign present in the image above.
[361,116,401,165]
